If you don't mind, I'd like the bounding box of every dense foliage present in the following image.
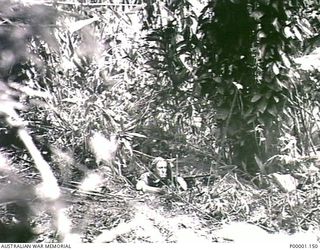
[143,0,320,173]
[1,0,320,243]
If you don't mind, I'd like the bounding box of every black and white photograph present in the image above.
[0,0,320,249]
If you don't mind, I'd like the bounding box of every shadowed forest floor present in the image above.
[32,180,218,243]
[2,153,320,244]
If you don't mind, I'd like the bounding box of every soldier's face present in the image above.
[155,161,167,178]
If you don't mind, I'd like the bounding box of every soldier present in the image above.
[136,157,187,194]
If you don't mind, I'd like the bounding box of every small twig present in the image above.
[62,185,135,199]
[132,150,155,159]
[206,162,214,187]
[184,174,215,179]
[298,207,319,226]
[16,167,33,174]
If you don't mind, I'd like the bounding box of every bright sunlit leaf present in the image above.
[68,16,99,34]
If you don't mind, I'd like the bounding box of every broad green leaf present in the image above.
[272,63,280,75]
[243,106,254,119]
[297,18,313,36]
[213,77,222,83]
[267,81,281,92]
[292,26,303,41]
[265,91,272,99]
[251,11,264,21]
[283,27,294,38]
[275,77,288,90]
[257,99,267,114]
[247,116,256,124]
[257,31,267,38]
[233,81,243,90]
[254,154,265,173]
[272,18,280,32]
[251,94,262,103]
[267,104,277,117]
[280,52,291,68]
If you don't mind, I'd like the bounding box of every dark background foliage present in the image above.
[1,0,320,243]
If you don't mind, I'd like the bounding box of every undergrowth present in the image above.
[1,0,320,243]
